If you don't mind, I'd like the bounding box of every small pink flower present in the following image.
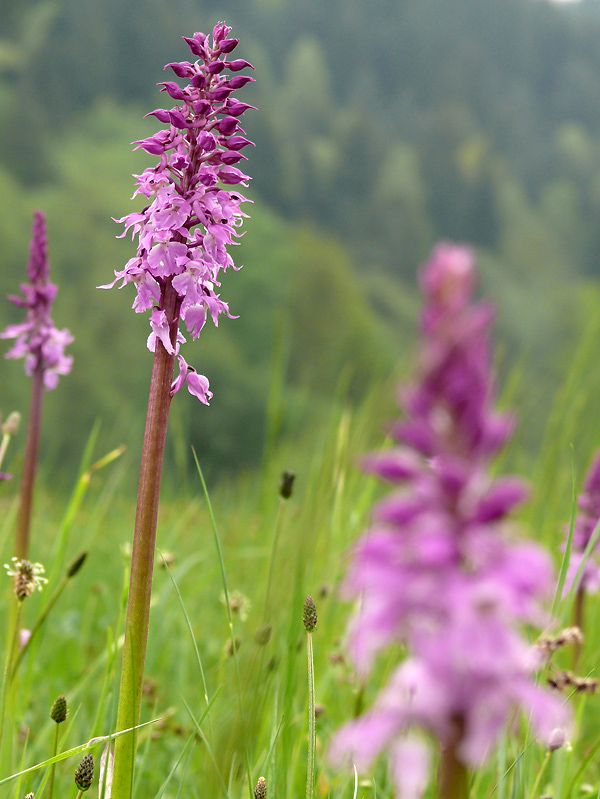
[1,211,73,389]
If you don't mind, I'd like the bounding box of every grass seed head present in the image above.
[67,551,88,578]
[50,694,68,724]
[303,594,317,632]
[2,411,21,436]
[4,558,48,600]
[279,470,295,499]
[74,753,94,792]
[254,623,272,646]
[254,776,267,799]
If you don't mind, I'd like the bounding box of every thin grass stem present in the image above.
[527,750,551,799]
[306,630,316,799]
[0,599,23,755]
[47,722,60,799]
[262,500,284,623]
[192,451,254,797]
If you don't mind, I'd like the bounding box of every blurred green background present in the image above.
[3,0,600,488]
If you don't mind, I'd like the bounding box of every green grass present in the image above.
[0,394,384,799]
[2,362,600,799]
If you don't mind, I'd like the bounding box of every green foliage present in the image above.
[0,98,404,483]
[2,0,600,483]
[2,349,600,797]
[4,2,600,797]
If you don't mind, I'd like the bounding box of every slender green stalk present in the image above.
[262,472,295,625]
[48,695,68,799]
[15,364,44,560]
[111,284,178,799]
[527,750,551,799]
[193,455,254,798]
[0,599,23,754]
[47,722,60,799]
[0,600,23,749]
[262,500,284,623]
[303,595,317,799]
[306,630,316,799]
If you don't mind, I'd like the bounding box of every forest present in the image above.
[2,0,600,482]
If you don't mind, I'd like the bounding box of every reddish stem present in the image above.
[439,715,469,799]
[573,585,585,670]
[15,363,45,560]
[111,282,178,799]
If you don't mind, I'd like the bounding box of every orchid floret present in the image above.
[100,22,254,400]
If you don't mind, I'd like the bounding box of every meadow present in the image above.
[4,5,600,798]
[0,389,388,799]
[2,312,600,799]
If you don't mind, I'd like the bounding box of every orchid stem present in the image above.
[111,322,176,799]
[439,716,469,799]
[15,365,44,560]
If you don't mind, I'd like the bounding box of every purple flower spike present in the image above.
[564,450,600,594]
[330,243,568,797]
[100,22,255,401]
[1,211,73,389]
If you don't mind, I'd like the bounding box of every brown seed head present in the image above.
[2,412,21,436]
[279,470,295,499]
[303,594,317,632]
[254,624,272,646]
[74,753,94,792]
[254,776,267,799]
[4,558,47,600]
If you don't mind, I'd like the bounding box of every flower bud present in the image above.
[218,38,238,54]
[547,727,567,752]
[67,551,88,578]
